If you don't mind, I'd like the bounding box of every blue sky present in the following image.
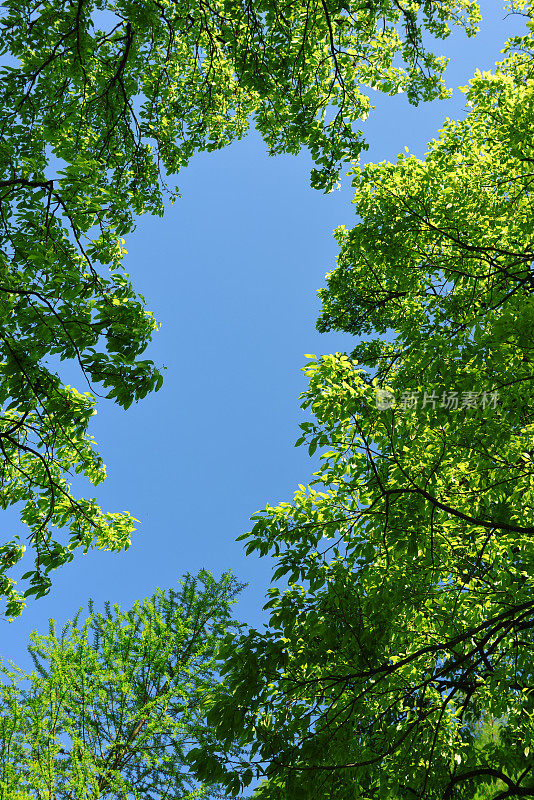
[1,2,526,670]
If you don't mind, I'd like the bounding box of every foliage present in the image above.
[189,7,534,799]
[0,0,480,617]
[0,569,245,798]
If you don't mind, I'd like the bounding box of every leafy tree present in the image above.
[190,6,534,799]
[0,0,480,617]
[0,569,245,798]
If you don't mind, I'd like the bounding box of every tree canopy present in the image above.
[1,0,533,797]
[0,0,480,618]
[0,569,244,798]
[189,7,534,799]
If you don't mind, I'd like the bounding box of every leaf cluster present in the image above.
[0,569,245,799]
